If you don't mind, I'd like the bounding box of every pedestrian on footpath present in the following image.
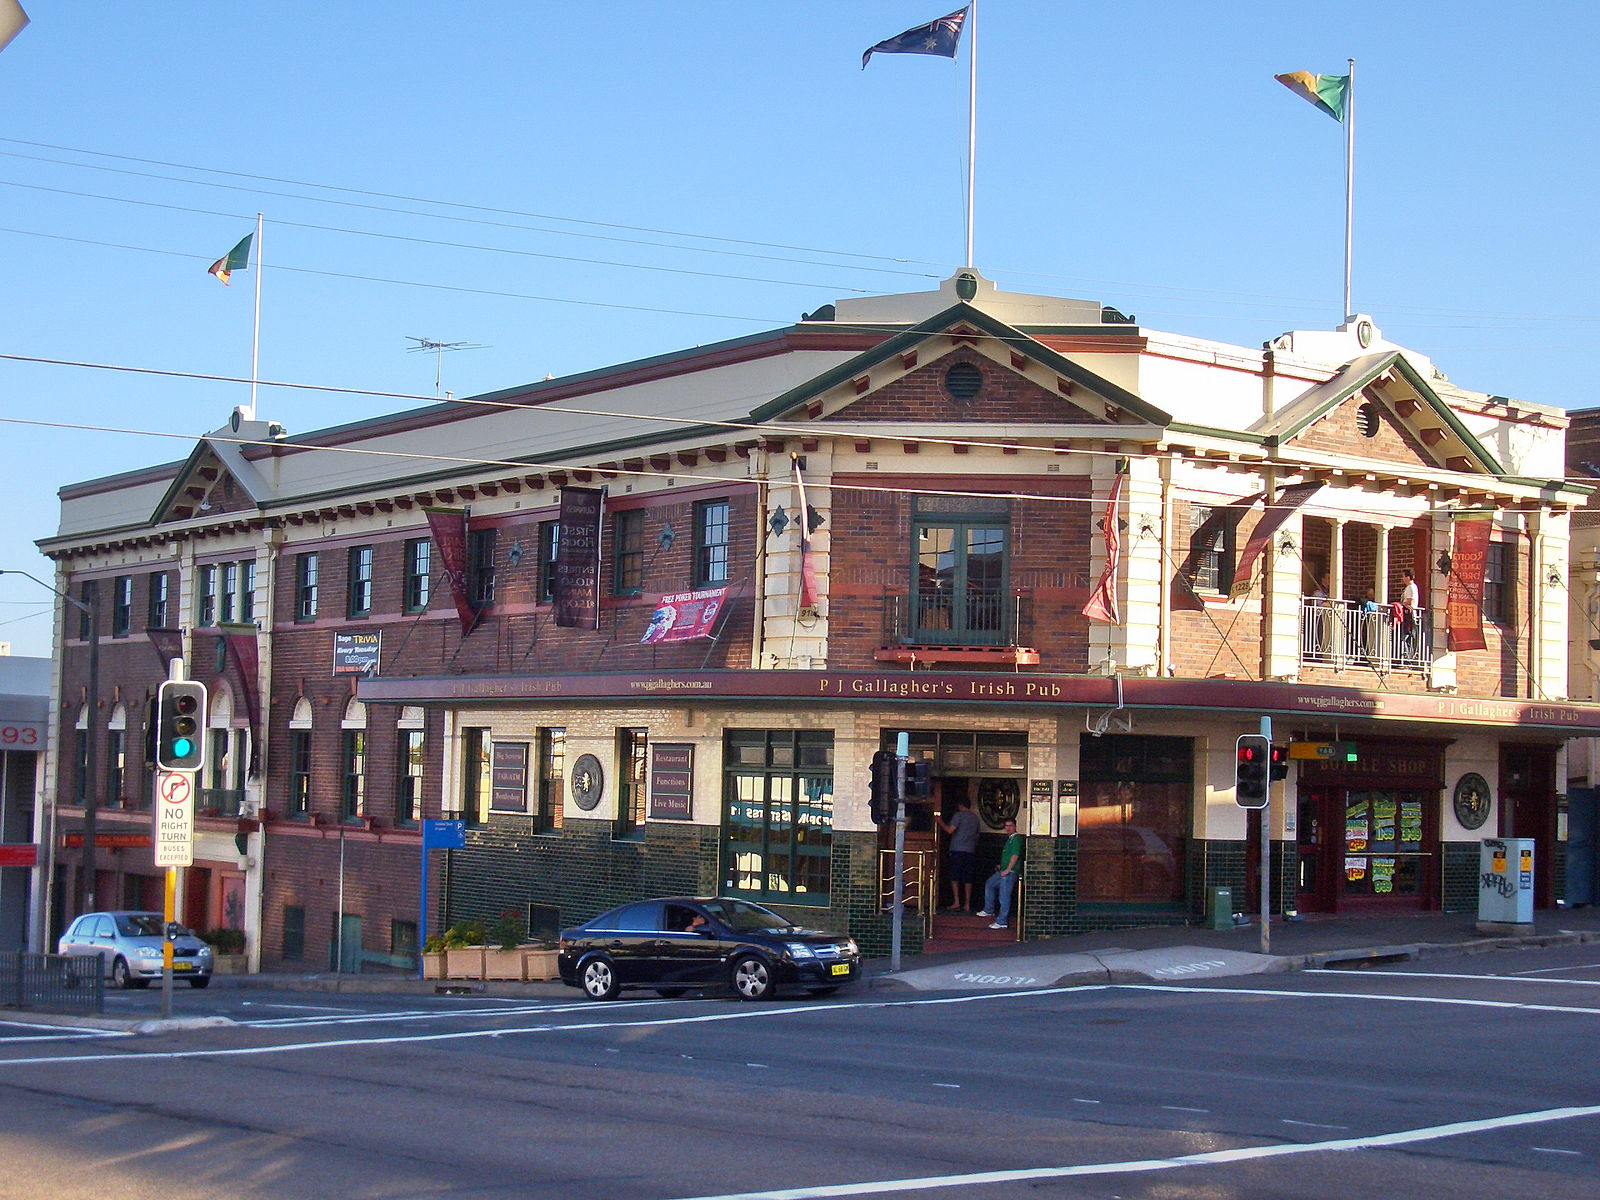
[976,818,1023,929]
[938,797,981,911]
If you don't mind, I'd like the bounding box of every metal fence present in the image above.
[1301,598,1432,671]
[0,952,105,1016]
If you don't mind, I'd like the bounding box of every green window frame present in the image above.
[722,729,833,906]
[613,509,644,596]
[910,507,1010,645]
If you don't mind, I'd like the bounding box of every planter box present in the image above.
[520,948,559,981]
[421,952,446,980]
[211,954,249,975]
[444,947,485,978]
[482,947,526,980]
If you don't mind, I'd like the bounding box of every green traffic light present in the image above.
[172,737,194,759]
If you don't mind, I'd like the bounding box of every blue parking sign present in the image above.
[421,819,466,849]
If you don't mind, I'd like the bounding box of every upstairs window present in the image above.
[347,546,374,618]
[538,521,560,603]
[240,560,256,623]
[1185,505,1236,595]
[404,538,431,613]
[219,562,238,624]
[468,529,496,608]
[295,553,319,622]
[111,576,133,637]
[613,509,644,595]
[198,565,218,627]
[694,499,730,587]
[1484,542,1515,626]
[910,501,1010,645]
[148,572,170,629]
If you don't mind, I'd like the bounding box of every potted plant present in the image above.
[421,934,446,979]
[483,911,527,980]
[199,927,248,973]
[442,919,486,977]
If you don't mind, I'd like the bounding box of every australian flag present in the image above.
[862,7,968,70]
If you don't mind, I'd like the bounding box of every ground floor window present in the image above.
[1077,734,1192,906]
[723,730,833,905]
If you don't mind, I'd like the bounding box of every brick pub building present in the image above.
[41,271,1600,969]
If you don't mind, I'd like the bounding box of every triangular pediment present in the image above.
[151,440,263,524]
[749,303,1171,430]
[1269,352,1504,476]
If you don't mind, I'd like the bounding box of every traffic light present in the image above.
[905,759,932,800]
[1269,744,1289,781]
[155,680,207,772]
[1234,734,1270,809]
[868,750,896,824]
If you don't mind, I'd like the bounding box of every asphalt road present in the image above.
[1,944,1598,1199]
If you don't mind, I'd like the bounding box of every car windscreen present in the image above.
[701,900,793,932]
[116,915,165,937]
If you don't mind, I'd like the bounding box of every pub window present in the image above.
[1186,505,1235,594]
[404,538,431,613]
[460,727,491,826]
[538,520,560,604]
[1484,542,1515,626]
[347,545,374,618]
[289,729,312,818]
[240,560,257,623]
[220,562,238,624]
[693,499,730,586]
[295,553,319,622]
[614,727,648,840]
[613,509,644,595]
[78,580,97,640]
[148,571,170,629]
[198,564,218,626]
[722,729,834,905]
[469,529,496,608]
[536,726,566,833]
[111,576,133,637]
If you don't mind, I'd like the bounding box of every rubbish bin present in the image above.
[1206,886,1233,931]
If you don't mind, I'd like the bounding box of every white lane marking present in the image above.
[1281,1119,1347,1131]
[239,999,610,1027]
[0,1027,128,1043]
[1512,963,1600,977]
[1161,1106,1208,1114]
[1071,1098,1101,1105]
[0,987,1106,1068]
[1531,1146,1583,1156]
[666,1104,1600,1200]
[1308,969,1600,989]
[1117,983,1600,1017]
[241,1002,352,1012]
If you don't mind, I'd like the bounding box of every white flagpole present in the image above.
[1343,58,1355,322]
[964,1,978,267]
[249,211,263,421]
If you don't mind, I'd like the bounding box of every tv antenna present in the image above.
[406,336,486,399]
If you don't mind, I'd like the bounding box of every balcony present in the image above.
[1301,598,1431,672]
[875,593,1039,667]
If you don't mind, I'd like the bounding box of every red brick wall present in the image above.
[831,349,1109,425]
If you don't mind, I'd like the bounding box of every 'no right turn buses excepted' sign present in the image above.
[154,770,195,867]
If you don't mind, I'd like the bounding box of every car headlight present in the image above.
[135,946,162,959]
[198,946,213,957]
[784,942,816,959]
[844,939,859,956]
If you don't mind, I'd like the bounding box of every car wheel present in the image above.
[111,956,139,990]
[655,988,687,999]
[731,955,776,1001]
[188,977,211,989]
[580,956,620,1000]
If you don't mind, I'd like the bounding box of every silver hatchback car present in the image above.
[57,911,214,989]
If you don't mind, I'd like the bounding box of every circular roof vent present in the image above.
[1356,401,1380,438]
[944,361,983,402]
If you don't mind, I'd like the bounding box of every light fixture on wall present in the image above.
[1436,551,1453,576]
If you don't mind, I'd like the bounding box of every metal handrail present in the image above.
[1301,597,1431,670]
[878,848,939,937]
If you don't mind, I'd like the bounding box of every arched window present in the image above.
[288,697,314,818]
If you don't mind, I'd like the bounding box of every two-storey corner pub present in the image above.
[42,271,1600,969]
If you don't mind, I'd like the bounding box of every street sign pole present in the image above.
[1260,714,1272,957]
[889,731,908,973]
[153,658,199,1018]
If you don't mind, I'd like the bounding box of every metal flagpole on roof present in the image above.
[963,2,977,267]
[1343,59,1355,322]
[248,212,263,421]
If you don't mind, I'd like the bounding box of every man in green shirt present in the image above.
[976,818,1023,929]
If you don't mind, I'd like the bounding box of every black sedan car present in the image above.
[558,896,860,1001]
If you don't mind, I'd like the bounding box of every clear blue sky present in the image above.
[1,2,1594,656]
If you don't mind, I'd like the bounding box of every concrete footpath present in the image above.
[6,907,1600,1032]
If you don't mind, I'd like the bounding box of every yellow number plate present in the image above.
[830,962,850,977]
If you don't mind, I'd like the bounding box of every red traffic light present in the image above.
[1237,744,1264,763]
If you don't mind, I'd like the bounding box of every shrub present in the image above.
[487,909,525,951]
[199,928,246,954]
[442,920,485,949]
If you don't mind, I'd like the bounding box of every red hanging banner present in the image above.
[1447,513,1492,652]
[1081,468,1124,625]
[424,506,478,636]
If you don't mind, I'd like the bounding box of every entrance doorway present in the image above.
[1500,745,1558,910]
